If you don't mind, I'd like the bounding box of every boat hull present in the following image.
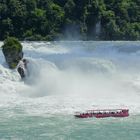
[75,109,129,118]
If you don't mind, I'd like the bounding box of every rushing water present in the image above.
[0,41,140,140]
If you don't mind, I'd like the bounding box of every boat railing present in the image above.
[75,109,129,115]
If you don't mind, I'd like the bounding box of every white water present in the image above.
[0,41,140,118]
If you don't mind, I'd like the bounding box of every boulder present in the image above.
[2,37,23,69]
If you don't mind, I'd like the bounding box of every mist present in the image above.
[14,41,140,113]
[1,41,140,114]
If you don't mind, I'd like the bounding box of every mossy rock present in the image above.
[2,37,23,69]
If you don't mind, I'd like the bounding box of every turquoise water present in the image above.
[0,114,140,140]
[0,41,140,139]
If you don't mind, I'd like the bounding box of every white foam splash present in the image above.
[0,41,140,117]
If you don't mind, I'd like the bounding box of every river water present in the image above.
[0,41,140,140]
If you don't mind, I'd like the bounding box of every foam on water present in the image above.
[0,41,140,117]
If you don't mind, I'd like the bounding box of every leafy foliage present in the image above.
[2,37,22,53]
[2,37,23,68]
[0,0,139,40]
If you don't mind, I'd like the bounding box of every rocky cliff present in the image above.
[2,37,23,69]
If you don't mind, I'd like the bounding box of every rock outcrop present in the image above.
[2,37,23,69]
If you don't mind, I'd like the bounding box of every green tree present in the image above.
[0,0,140,40]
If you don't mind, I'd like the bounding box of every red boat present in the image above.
[75,109,129,118]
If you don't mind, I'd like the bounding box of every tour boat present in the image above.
[74,109,129,118]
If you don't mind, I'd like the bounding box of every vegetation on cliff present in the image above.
[2,37,23,69]
[0,0,139,40]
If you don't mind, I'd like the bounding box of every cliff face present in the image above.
[2,37,23,69]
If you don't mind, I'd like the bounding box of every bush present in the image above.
[2,37,23,69]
